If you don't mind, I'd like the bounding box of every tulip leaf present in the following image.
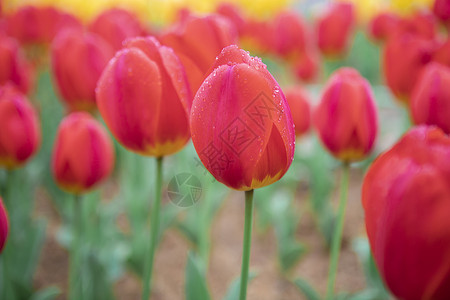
[278,240,306,273]
[223,271,257,300]
[185,252,211,300]
[30,287,61,300]
[293,278,320,300]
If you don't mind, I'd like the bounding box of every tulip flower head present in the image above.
[284,87,311,137]
[51,112,114,194]
[433,0,450,28]
[314,68,378,162]
[51,28,114,112]
[0,196,8,253]
[190,45,295,191]
[0,35,34,94]
[0,85,41,169]
[88,8,144,51]
[362,126,450,300]
[383,34,437,104]
[316,2,355,58]
[368,12,400,42]
[411,63,450,134]
[96,36,192,157]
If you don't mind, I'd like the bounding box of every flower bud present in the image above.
[284,87,311,137]
[51,29,114,111]
[314,68,378,162]
[0,85,40,169]
[362,126,450,300]
[411,63,450,134]
[316,2,355,58]
[96,36,192,157]
[51,112,114,194]
[190,45,295,191]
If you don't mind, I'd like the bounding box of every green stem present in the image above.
[69,194,83,300]
[326,163,350,300]
[141,157,163,300]
[239,190,254,300]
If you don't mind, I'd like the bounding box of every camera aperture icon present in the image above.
[167,173,202,208]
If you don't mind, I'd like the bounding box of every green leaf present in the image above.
[222,271,257,300]
[185,252,211,300]
[279,241,306,273]
[30,287,61,300]
[293,278,320,300]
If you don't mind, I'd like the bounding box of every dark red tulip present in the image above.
[51,112,114,194]
[190,45,295,190]
[6,5,82,46]
[368,12,400,42]
[96,36,192,157]
[362,126,450,300]
[316,2,355,58]
[51,28,114,111]
[284,87,311,137]
[0,85,40,169]
[88,8,144,51]
[383,34,437,103]
[411,63,450,134]
[0,196,8,253]
[433,0,450,27]
[315,68,378,162]
[0,35,34,94]
[160,14,238,94]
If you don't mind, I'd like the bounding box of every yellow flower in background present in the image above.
[389,0,433,15]
[4,0,293,24]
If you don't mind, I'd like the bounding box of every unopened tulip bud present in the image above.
[284,87,311,137]
[314,68,378,162]
[411,63,450,134]
[51,29,114,111]
[96,37,192,157]
[0,85,40,169]
[190,45,295,190]
[51,112,114,194]
[363,126,450,300]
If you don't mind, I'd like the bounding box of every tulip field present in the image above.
[1,0,450,299]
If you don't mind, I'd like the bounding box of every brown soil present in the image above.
[33,168,368,300]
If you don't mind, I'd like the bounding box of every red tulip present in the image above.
[190,45,295,191]
[88,8,144,51]
[292,47,320,83]
[216,2,245,35]
[51,112,114,194]
[284,87,311,137]
[51,28,114,112]
[272,11,308,61]
[0,35,34,94]
[434,38,450,67]
[383,34,437,103]
[316,2,355,58]
[96,36,192,157]
[395,11,437,40]
[368,12,400,42]
[6,5,82,46]
[160,14,238,94]
[0,85,40,169]
[433,0,450,27]
[411,63,450,134]
[240,18,276,55]
[314,68,378,162]
[362,126,450,300]
[0,196,8,253]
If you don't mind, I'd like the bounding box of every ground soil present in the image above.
[33,168,368,300]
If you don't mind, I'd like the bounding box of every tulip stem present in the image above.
[69,194,83,300]
[326,163,350,300]
[239,189,254,300]
[142,157,163,300]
